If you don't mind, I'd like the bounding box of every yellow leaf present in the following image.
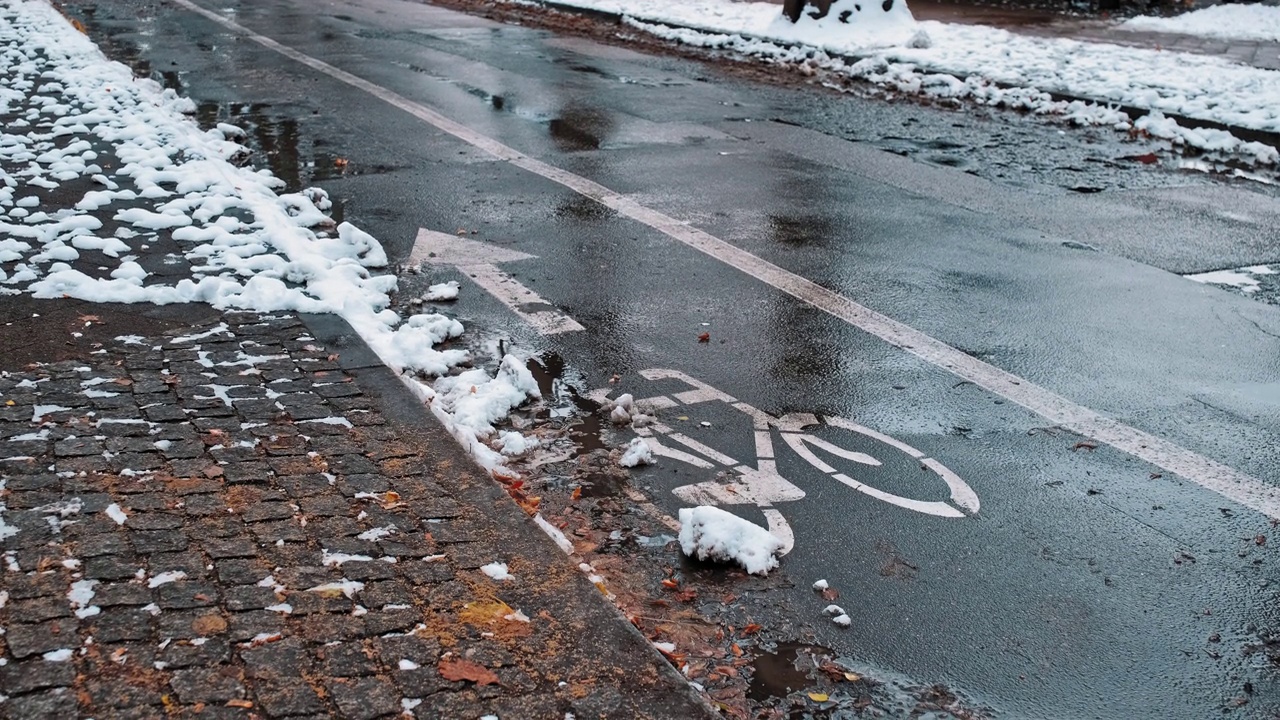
[4,400,13,406]
[808,692,829,702]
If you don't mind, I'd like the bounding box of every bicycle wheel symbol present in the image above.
[612,369,980,554]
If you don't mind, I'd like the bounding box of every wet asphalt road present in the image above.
[59,0,1280,716]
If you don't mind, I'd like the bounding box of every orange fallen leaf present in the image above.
[334,158,349,167]
[225,699,253,708]
[730,643,743,657]
[571,487,582,501]
[741,623,762,635]
[439,657,499,686]
[661,579,679,589]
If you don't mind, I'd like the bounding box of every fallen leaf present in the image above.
[661,579,679,589]
[439,657,499,686]
[571,487,582,501]
[821,588,839,601]
[112,377,133,386]
[845,672,861,682]
[225,699,253,708]
[334,158,349,168]
[191,613,226,635]
[741,624,762,635]
[1072,441,1098,451]
[697,332,710,343]
[808,692,829,702]
[730,643,743,657]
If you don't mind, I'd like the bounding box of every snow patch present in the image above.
[424,280,460,301]
[147,570,186,588]
[619,437,655,468]
[307,580,365,598]
[480,562,514,581]
[534,513,575,554]
[677,506,784,576]
[104,503,127,525]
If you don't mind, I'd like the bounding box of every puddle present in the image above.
[526,354,605,454]
[766,213,835,247]
[189,102,351,197]
[874,136,979,173]
[555,194,614,222]
[748,641,832,701]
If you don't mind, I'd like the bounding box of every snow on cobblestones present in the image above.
[0,0,545,495]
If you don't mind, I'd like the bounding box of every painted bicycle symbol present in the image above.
[605,369,980,555]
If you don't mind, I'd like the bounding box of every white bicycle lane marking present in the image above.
[169,0,1280,519]
[617,369,980,554]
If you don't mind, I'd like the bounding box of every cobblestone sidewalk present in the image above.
[0,311,709,719]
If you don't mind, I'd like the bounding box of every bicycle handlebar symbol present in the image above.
[610,370,981,555]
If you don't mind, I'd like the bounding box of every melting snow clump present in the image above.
[424,280,460,301]
[480,561,513,581]
[618,437,654,468]
[677,506,784,576]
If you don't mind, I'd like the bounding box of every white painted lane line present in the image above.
[171,0,1280,519]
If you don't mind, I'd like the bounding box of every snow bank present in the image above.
[1122,5,1280,43]
[530,0,918,49]
[677,506,784,575]
[526,0,1280,164]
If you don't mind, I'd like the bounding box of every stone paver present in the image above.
[0,312,709,719]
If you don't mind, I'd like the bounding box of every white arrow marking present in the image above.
[410,229,584,336]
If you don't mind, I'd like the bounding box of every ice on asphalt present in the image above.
[678,506,785,576]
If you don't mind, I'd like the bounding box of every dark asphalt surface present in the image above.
[58,0,1280,717]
